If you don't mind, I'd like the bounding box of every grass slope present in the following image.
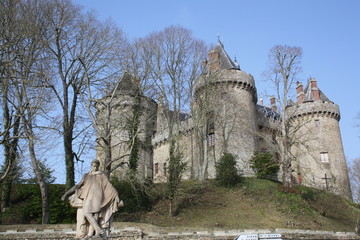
[132,178,359,232]
[2,178,359,233]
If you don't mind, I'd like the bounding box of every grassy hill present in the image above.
[1,178,359,233]
[119,178,360,232]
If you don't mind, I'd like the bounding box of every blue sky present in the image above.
[71,0,360,173]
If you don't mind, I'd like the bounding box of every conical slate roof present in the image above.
[114,72,139,95]
[213,40,240,70]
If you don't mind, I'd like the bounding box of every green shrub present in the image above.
[7,184,76,224]
[111,177,153,214]
[249,152,279,179]
[215,152,242,187]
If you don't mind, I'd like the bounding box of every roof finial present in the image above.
[217,34,224,47]
[233,56,241,70]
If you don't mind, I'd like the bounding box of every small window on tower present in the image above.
[320,152,329,163]
[315,119,320,127]
[154,163,159,175]
[208,133,215,146]
[207,111,215,134]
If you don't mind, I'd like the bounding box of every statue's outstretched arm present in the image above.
[61,174,86,201]
[61,185,77,201]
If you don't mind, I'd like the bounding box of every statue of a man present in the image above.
[62,160,123,239]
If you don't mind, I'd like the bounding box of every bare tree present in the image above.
[74,17,128,177]
[0,0,29,210]
[0,0,54,223]
[139,26,207,216]
[80,71,132,177]
[350,114,360,201]
[348,158,360,203]
[14,77,52,224]
[191,75,212,180]
[263,45,302,187]
[42,0,126,188]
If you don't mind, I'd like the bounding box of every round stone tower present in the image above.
[287,78,351,198]
[193,41,258,178]
[96,72,157,179]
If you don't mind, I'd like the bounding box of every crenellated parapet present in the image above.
[152,118,193,147]
[287,101,340,121]
[194,69,257,103]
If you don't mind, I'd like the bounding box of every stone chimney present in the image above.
[310,78,320,101]
[270,96,277,111]
[296,81,305,104]
[156,96,167,131]
[208,49,220,72]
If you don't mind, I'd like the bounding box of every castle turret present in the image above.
[193,40,258,178]
[287,78,351,198]
[96,72,157,179]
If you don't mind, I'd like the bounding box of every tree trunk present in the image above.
[63,85,78,190]
[64,127,75,189]
[28,138,50,224]
[104,136,112,177]
[281,125,292,188]
[24,117,50,224]
[103,103,112,177]
[1,103,21,210]
[168,198,174,217]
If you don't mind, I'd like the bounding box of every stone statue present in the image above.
[62,160,123,239]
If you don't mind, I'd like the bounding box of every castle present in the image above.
[97,41,351,199]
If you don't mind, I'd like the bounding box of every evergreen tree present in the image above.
[215,152,241,187]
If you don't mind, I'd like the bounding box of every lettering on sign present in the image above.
[235,234,258,240]
[235,234,282,240]
[259,233,282,239]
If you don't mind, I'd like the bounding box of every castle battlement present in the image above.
[288,101,340,121]
[152,118,193,147]
[195,69,257,102]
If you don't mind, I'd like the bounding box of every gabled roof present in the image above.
[213,40,240,70]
